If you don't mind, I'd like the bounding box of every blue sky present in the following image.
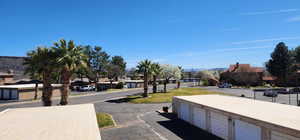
[1,0,300,69]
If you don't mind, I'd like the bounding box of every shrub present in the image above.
[202,79,209,86]
[116,82,124,89]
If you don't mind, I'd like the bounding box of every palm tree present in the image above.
[24,47,57,106]
[151,63,162,93]
[137,60,152,97]
[53,39,87,105]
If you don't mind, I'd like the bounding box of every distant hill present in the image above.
[207,68,226,71]
[0,56,28,80]
[184,68,205,72]
[184,68,226,72]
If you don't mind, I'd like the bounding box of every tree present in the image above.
[106,63,121,88]
[83,46,110,82]
[161,64,182,93]
[294,46,300,63]
[136,60,152,97]
[24,47,58,106]
[53,39,87,105]
[110,56,126,81]
[266,42,291,86]
[151,63,162,93]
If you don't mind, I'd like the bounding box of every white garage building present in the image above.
[173,95,300,140]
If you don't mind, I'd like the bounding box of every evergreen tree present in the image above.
[266,42,291,85]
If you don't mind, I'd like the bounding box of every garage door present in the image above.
[211,112,228,140]
[2,89,10,100]
[179,103,189,122]
[193,107,206,130]
[235,120,261,140]
[10,90,18,100]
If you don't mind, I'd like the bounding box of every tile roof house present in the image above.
[222,63,283,86]
[226,63,264,73]
[221,63,269,86]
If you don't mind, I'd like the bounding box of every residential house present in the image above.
[221,63,266,86]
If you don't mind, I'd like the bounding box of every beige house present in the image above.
[0,72,14,85]
[0,84,62,100]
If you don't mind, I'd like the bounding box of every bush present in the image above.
[202,80,209,86]
[116,82,124,89]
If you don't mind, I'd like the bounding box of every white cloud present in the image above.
[231,36,300,45]
[241,9,299,16]
[214,46,272,52]
[178,46,273,57]
[287,16,300,22]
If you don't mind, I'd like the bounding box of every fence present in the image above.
[252,88,300,106]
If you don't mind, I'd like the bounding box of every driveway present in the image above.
[96,101,221,140]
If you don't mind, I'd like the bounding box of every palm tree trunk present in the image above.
[143,72,148,97]
[110,80,113,89]
[34,82,38,100]
[42,72,53,106]
[60,69,71,105]
[153,75,157,93]
[164,79,167,93]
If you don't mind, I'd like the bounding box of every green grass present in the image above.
[96,113,115,128]
[125,88,223,104]
[106,88,140,93]
[106,89,122,92]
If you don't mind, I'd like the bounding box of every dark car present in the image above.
[276,88,289,94]
[263,89,278,97]
[218,83,232,88]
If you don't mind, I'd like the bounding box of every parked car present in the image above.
[274,88,289,94]
[218,83,232,88]
[263,89,278,97]
[70,81,89,91]
[289,87,300,94]
[79,85,95,92]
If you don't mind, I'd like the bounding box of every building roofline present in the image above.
[0,56,27,59]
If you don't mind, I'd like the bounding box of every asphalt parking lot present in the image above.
[97,101,221,140]
[203,86,300,106]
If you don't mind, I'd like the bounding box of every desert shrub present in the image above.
[202,79,209,86]
[116,82,124,89]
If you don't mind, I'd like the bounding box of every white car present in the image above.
[79,85,95,92]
